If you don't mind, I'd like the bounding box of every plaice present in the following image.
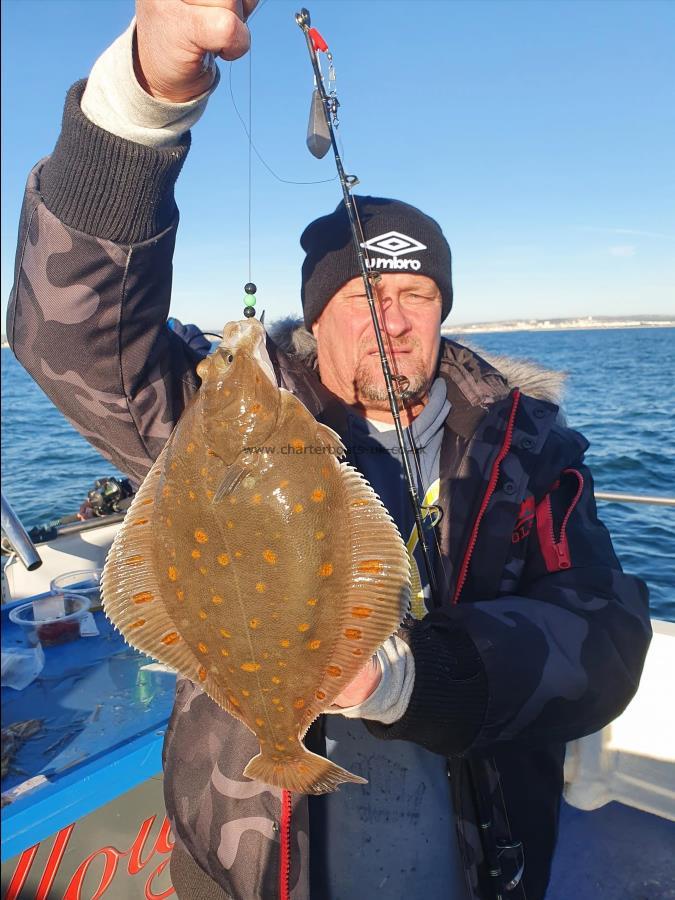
[102,319,411,794]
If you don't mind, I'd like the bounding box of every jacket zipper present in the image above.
[538,468,584,571]
[453,390,521,604]
[279,789,292,900]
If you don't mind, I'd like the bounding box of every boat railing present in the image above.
[595,491,675,507]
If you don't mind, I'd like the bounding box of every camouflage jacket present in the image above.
[7,82,651,900]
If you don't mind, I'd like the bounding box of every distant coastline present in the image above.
[442,315,675,336]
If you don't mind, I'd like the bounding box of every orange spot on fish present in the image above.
[212,594,224,605]
[319,563,333,578]
[207,448,218,458]
[220,648,229,657]
[291,439,305,452]
[263,549,277,565]
[352,648,364,656]
[279,479,289,489]
[315,690,327,701]
[308,640,321,650]
[344,628,362,640]
[321,466,331,479]
[198,667,208,682]
[298,623,310,633]
[326,665,342,677]
[252,494,262,505]
[191,549,201,559]
[161,632,180,645]
[186,442,196,453]
[271,676,282,685]
[228,694,240,707]
[249,618,262,629]
[255,582,267,593]
[162,486,171,497]
[131,619,145,628]
[132,591,153,604]
[271,698,281,705]
[241,662,261,672]
[217,553,230,567]
[220,628,231,638]
[315,531,326,541]
[198,610,208,621]
[279,639,290,648]
[165,517,172,527]
[125,555,144,566]
[226,520,235,529]
[255,717,266,727]
[200,467,208,477]
[307,597,318,606]
[205,489,214,499]
[275,743,286,752]
[176,589,185,601]
[293,503,304,514]
[278,661,288,668]
[188,490,196,500]
[311,488,326,502]
[199,566,208,575]
[242,689,251,697]
[234,550,244,558]
[167,566,178,581]
[358,559,383,575]
[140,498,153,506]
[194,530,208,543]
[249,402,262,414]
[351,606,373,618]
[197,642,208,654]
[132,517,149,526]
[293,698,305,709]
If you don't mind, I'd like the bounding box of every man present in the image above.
[7,2,651,898]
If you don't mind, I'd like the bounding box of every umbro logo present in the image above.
[360,231,427,271]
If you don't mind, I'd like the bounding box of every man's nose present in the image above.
[376,295,411,337]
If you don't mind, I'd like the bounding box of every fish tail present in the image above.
[243,745,367,795]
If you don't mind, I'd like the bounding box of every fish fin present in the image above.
[243,746,366,795]
[101,443,249,729]
[305,465,412,716]
[213,464,250,503]
[314,422,346,458]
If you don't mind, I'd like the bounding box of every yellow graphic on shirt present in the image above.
[407,478,440,620]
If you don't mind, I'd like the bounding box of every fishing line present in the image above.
[228,65,337,186]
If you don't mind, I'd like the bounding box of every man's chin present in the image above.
[354,373,430,409]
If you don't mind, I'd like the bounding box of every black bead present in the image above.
[244,306,256,318]
[244,282,257,295]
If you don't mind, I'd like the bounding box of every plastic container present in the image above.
[9,593,91,648]
[50,568,104,612]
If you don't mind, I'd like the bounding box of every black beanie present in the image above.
[300,196,453,328]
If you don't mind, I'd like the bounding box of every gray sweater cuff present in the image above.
[40,80,190,244]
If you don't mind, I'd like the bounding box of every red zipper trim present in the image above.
[279,789,292,900]
[536,468,584,571]
[453,389,521,604]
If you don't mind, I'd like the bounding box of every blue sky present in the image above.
[2,0,674,328]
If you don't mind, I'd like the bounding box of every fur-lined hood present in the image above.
[267,317,566,407]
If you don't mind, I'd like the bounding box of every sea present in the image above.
[2,327,674,620]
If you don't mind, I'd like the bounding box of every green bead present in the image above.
[244,295,257,307]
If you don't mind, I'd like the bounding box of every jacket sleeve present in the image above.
[366,459,652,755]
[6,80,201,483]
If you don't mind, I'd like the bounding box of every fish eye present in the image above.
[227,353,234,364]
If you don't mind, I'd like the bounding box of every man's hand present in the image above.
[135,0,259,103]
[332,655,382,708]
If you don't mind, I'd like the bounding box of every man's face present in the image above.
[311,273,443,419]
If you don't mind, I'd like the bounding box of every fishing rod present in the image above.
[295,7,441,608]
